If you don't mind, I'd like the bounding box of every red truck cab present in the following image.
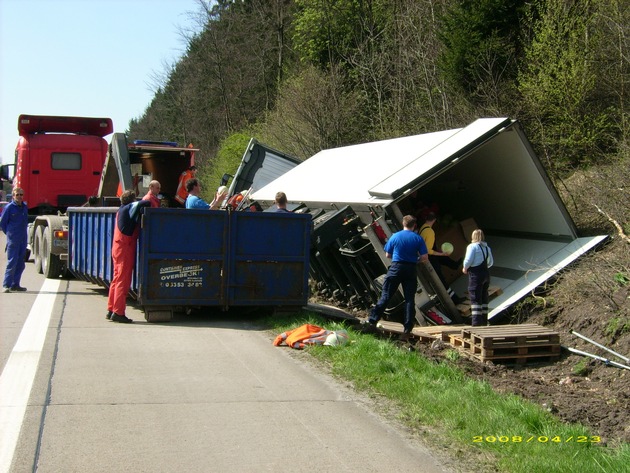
[13,115,113,213]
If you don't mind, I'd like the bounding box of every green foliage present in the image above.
[293,0,390,69]
[255,65,366,157]
[572,359,590,376]
[445,348,461,362]
[206,131,254,190]
[130,0,628,198]
[605,316,630,338]
[518,0,619,171]
[613,273,629,286]
[438,0,526,106]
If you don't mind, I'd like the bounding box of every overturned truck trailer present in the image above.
[251,118,607,324]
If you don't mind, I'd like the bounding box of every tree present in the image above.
[256,65,364,158]
[438,0,526,111]
[518,0,618,171]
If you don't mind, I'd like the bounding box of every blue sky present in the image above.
[0,0,202,164]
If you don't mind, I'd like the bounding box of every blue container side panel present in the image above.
[231,211,311,258]
[138,209,311,308]
[230,261,308,305]
[227,212,311,306]
[139,208,226,305]
[97,212,113,282]
[69,208,139,293]
[143,208,225,255]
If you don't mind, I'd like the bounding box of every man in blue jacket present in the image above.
[0,187,29,292]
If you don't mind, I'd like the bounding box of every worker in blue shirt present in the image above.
[185,178,226,210]
[363,215,429,336]
[0,187,29,292]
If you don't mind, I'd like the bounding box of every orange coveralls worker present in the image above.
[107,199,151,317]
[175,169,195,205]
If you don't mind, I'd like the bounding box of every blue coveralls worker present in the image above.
[366,215,429,334]
[0,189,29,292]
[462,229,494,326]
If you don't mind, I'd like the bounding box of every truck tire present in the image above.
[33,226,44,274]
[42,226,62,278]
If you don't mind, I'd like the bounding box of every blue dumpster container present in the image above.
[68,207,311,321]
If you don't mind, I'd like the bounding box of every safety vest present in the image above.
[273,323,333,349]
[175,170,195,205]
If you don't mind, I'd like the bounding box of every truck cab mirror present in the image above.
[0,164,14,183]
[220,173,233,186]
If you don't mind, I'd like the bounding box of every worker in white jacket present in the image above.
[462,229,494,326]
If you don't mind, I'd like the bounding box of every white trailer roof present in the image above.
[252,118,511,206]
[252,129,458,205]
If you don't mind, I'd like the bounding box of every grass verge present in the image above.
[264,310,629,473]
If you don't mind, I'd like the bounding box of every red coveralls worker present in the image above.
[107,192,151,323]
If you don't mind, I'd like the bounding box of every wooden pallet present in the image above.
[450,324,561,363]
[415,324,470,342]
[376,320,470,342]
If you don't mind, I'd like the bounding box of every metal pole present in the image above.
[569,330,629,363]
[564,346,630,371]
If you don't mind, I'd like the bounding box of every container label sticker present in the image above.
[158,264,204,288]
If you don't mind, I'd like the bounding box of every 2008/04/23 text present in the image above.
[472,435,601,443]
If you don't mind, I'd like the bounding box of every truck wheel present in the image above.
[42,226,62,278]
[33,226,44,274]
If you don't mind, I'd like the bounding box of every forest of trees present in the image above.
[127,0,628,189]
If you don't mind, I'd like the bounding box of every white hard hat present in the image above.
[324,330,349,346]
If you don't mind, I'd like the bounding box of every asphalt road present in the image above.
[0,233,454,473]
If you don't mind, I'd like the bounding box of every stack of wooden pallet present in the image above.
[448,324,561,364]
[374,320,561,365]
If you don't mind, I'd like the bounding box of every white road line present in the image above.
[0,278,60,473]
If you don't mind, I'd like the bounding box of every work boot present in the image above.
[399,331,412,342]
[111,313,133,324]
[359,318,378,333]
